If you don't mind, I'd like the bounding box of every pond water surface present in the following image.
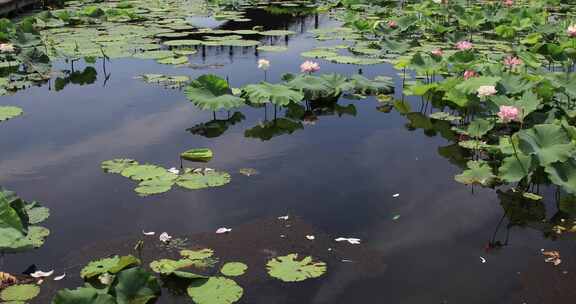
[2,6,576,304]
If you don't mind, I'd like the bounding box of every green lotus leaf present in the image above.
[467,119,494,138]
[517,124,576,166]
[260,30,295,36]
[149,258,207,279]
[266,253,326,282]
[429,112,461,121]
[176,170,231,190]
[498,153,533,183]
[244,118,303,141]
[328,55,384,65]
[454,160,496,186]
[300,49,339,59]
[257,45,288,52]
[52,286,116,304]
[80,255,140,279]
[455,76,500,95]
[545,159,576,195]
[25,201,50,224]
[184,75,245,111]
[243,82,304,106]
[350,74,393,95]
[133,50,174,59]
[163,39,203,46]
[157,56,189,65]
[181,148,214,162]
[1,284,40,302]
[0,188,29,249]
[220,262,247,277]
[180,248,214,260]
[111,267,161,304]
[120,164,173,181]
[134,177,175,196]
[187,277,243,304]
[0,106,23,122]
[101,159,139,174]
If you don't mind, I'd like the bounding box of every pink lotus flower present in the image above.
[503,56,522,67]
[387,20,397,28]
[497,105,519,123]
[456,40,473,51]
[463,70,477,80]
[503,0,513,7]
[431,48,443,56]
[300,61,320,73]
[0,43,14,53]
[568,25,576,37]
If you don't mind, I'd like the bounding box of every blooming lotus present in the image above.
[503,0,513,6]
[431,48,443,57]
[159,232,172,243]
[387,20,397,28]
[497,105,519,123]
[300,61,320,73]
[463,70,477,80]
[504,56,522,67]
[568,25,576,37]
[258,59,270,70]
[0,43,14,53]
[456,40,473,51]
[477,85,497,98]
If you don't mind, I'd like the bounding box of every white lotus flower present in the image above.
[216,227,232,234]
[335,237,361,244]
[258,59,270,70]
[477,85,497,98]
[54,273,66,281]
[0,43,15,53]
[31,270,54,278]
[168,167,180,175]
[99,273,113,285]
[159,232,172,243]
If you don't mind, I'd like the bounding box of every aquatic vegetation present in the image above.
[220,262,248,277]
[101,159,231,196]
[181,148,214,162]
[185,75,245,111]
[0,106,23,122]
[266,253,327,282]
[187,277,244,304]
[0,283,40,302]
[80,255,140,279]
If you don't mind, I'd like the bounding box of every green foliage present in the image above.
[185,75,245,111]
[1,284,40,302]
[243,82,304,106]
[181,148,214,162]
[454,160,496,186]
[80,255,140,279]
[187,277,244,304]
[266,253,327,282]
[0,106,23,122]
[220,262,248,277]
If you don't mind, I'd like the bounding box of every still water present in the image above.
[1,7,574,304]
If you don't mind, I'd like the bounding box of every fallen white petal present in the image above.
[480,257,487,263]
[142,230,156,236]
[335,237,361,244]
[392,193,400,198]
[216,227,232,234]
[168,167,180,175]
[277,215,289,220]
[31,270,54,278]
[54,273,66,281]
[306,235,315,240]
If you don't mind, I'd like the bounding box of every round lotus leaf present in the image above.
[163,39,203,46]
[0,106,23,122]
[8,226,50,250]
[133,50,175,59]
[260,30,295,36]
[101,159,139,174]
[257,45,288,52]
[157,56,189,65]
[187,277,243,304]
[1,284,40,301]
[120,164,172,181]
[266,253,326,282]
[176,170,231,190]
[134,178,175,196]
[220,262,247,277]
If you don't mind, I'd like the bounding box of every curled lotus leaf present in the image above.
[181,148,214,162]
[0,284,40,302]
[176,170,231,190]
[187,277,243,304]
[101,159,139,174]
[266,253,327,282]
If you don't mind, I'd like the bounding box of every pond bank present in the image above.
[0,0,38,16]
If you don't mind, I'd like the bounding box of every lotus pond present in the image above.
[3,0,576,303]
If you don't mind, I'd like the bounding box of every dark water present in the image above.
[2,8,576,304]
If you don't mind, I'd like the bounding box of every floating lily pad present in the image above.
[187,277,243,304]
[0,106,23,122]
[258,45,288,52]
[101,159,139,174]
[80,255,140,279]
[180,248,214,260]
[220,262,247,277]
[0,284,40,302]
[176,170,231,190]
[120,164,173,181]
[266,253,327,282]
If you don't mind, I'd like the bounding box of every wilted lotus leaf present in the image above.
[80,255,140,279]
[187,277,243,304]
[25,202,50,224]
[266,253,327,282]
